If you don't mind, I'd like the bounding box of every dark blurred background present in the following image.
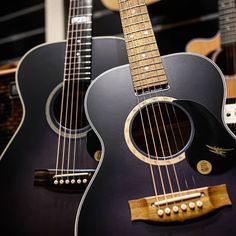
[0,0,219,65]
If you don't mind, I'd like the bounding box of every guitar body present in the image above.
[0,37,127,236]
[101,0,159,11]
[185,33,220,57]
[76,53,236,236]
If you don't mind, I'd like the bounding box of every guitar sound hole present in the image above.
[131,102,192,158]
[46,80,91,137]
[214,43,236,76]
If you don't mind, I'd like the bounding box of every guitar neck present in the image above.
[218,0,236,45]
[118,0,168,94]
[65,0,93,81]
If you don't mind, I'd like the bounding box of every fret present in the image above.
[122,13,150,27]
[65,72,91,76]
[125,27,153,38]
[220,25,236,32]
[219,17,236,26]
[64,64,91,68]
[126,39,157,50]
[68,48,92,52]
[124,21,152,34]
[126,33,153,43]
[65,70,91,74]
[134,76,167,91]
[133,75,167,85]
[128,46,158,58]
[218,0,236,46]
[120,3,145,11]
[69,28,92,32]
[132,69,165,81]
[64,57,92,64]
[132,66,165,77]
[119,0,168,92]
[221,32,236,45]
[64,77,91,81]
[128,45,158,57]
[129,51,161,63]
[68,36,92,39]
[120,11,147,20]
[71,6,92,9]
[123,19,150,28]
[219,8,236,15]
[131,61,163,71]
[64,0,93,82]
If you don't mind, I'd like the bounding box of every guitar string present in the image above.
[71,0,85,175]
[121,0,191,206]
[125,0,178,206]
[133,0,182,198]
[54,0,74,180]
[65,0,78,179]
[120,0,163,204]
[136,0,185,199]
[122,0,175,206]
[133,0,176,200]
[67,0,85,178]
[77,0,90,168]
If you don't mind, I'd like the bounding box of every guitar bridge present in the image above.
[128,184,231,222]
[34,169,95,193]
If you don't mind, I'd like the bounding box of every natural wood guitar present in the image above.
[186,0,236,135]
[101,0,159,11]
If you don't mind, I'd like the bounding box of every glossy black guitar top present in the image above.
[76,52,236,236]
[0,37,127,236]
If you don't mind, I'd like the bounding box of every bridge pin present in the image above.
[173,206,179,213]
[59,179,64,184]
[54,179,58,185]
[71,179,75,184]
[181,204,187,211]
[77,179,82,184]
[83,178,88,184]
[157,209,164,217]
[196,200,203,208]
[65,179,70,184]
[165,207,171,215]
[189,202,195,209]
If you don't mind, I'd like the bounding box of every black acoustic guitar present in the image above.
[76,0,236,235]
[0,0,127,235]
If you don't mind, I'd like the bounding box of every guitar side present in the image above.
[76,53,236,236]
[0,37,127,236]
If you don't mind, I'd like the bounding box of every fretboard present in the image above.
[218,0,236,45]
[119,0,168,94]
[64,0,93,81]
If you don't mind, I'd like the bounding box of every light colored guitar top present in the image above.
[101,0,160,11]
[185,33,220,56]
